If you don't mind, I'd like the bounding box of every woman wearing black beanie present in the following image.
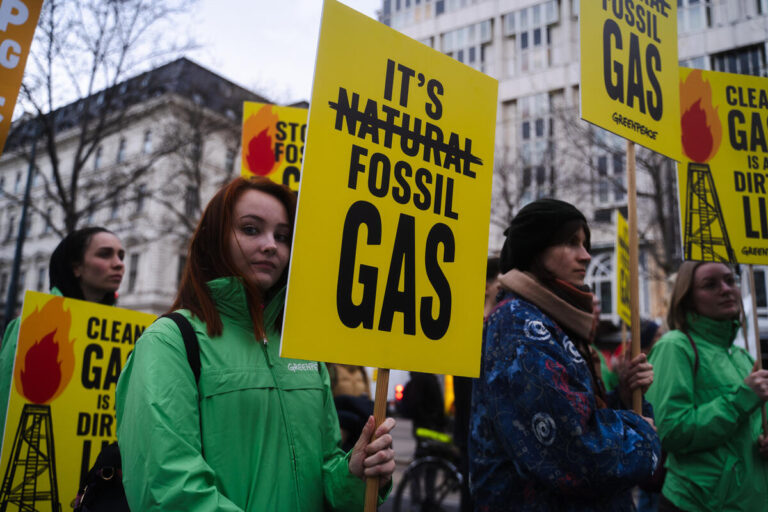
[0,226,125,432]
[469,198,661,511]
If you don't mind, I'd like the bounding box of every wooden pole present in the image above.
[364,368,390,511]
[747,266,768,435]
[626,140,642,414]
[743,265,752,356]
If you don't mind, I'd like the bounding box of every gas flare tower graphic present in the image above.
[680,70,735,263]
[0,404,60,512]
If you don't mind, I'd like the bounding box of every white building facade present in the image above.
[0,58,267,323]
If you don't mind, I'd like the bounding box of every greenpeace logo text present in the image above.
[287,362,319,373]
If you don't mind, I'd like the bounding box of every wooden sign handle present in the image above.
[364,368,390,511]
[747,266,768,435]
[626,140,642,414]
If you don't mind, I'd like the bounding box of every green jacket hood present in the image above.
[206,277,285,336]
[685,312,740,349]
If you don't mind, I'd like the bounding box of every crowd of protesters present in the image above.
[2,179,768,511]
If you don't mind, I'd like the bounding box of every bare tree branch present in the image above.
[9,0,196,234]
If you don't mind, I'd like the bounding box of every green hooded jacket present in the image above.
[646,313,768,511]
[116,277,382,511]
[0,287,64,438]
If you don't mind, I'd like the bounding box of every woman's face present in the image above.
[73,232,125,300]
[228,189,291,293]
[691,263,740,321]
[540,227,591,287]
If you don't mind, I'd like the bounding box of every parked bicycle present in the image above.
[393,428,463,512]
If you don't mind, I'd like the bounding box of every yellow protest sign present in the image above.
[0,0,43,156]
[580,0,681,161]
[241,101,308,191]
[0,291,155,508]
[281,0,497,377]
[615,210,631,326]
[677,68,768,264]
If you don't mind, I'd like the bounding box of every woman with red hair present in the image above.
[116,177,395,511]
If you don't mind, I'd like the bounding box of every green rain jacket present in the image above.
[0,286,64,437]
[116,277,380,511]
[646,313,768,511]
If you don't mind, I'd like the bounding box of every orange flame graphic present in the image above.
[242,105,280,176]
[14,297,76,404]
[680,69,722,162]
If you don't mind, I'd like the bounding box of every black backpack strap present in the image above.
[683,331,700,376]
[160,312,205,457]
[162,312,201,383]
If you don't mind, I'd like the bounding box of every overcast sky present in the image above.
[185,0,382,104]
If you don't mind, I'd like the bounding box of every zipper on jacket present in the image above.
[261,340,303,504]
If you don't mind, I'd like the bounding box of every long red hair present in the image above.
[171,177,297,340]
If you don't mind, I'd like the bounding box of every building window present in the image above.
[587,252,614,318]
[128,253,139,293]
[678,0,711,34]
[43,207,52,234]
[109,193,120,220]
[755,268,767,311]
[225,148,236,173]
[94,145,103,169]
[5,214,15,241]
[712,44,767,77]
[0,176,5,193]
[14,172,21,194]
[680,55,708,70]
[36,266,46,291]
[442,19,493,73]
[16,270,25,300]
[143,130,152,154]
[0,272,7,297]
[191,139,203,163]
[135,184,147,214]
[386,0,438,28]
[177,255,187,285]
[184,186,198,217]
[519,92,553,203]
[116,137,127,163]
[612,154,625,202]
[86,196,96,224]
[594,152,626,207]
[503,0,558,75]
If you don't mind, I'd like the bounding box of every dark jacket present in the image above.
[469,291,660,511]
[399,372,445,435]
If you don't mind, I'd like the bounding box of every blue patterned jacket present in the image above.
[469,291,661,511]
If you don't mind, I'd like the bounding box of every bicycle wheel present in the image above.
[393,456,462,512]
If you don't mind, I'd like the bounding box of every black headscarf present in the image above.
[49,226,117,305]
[500,198,590,274]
